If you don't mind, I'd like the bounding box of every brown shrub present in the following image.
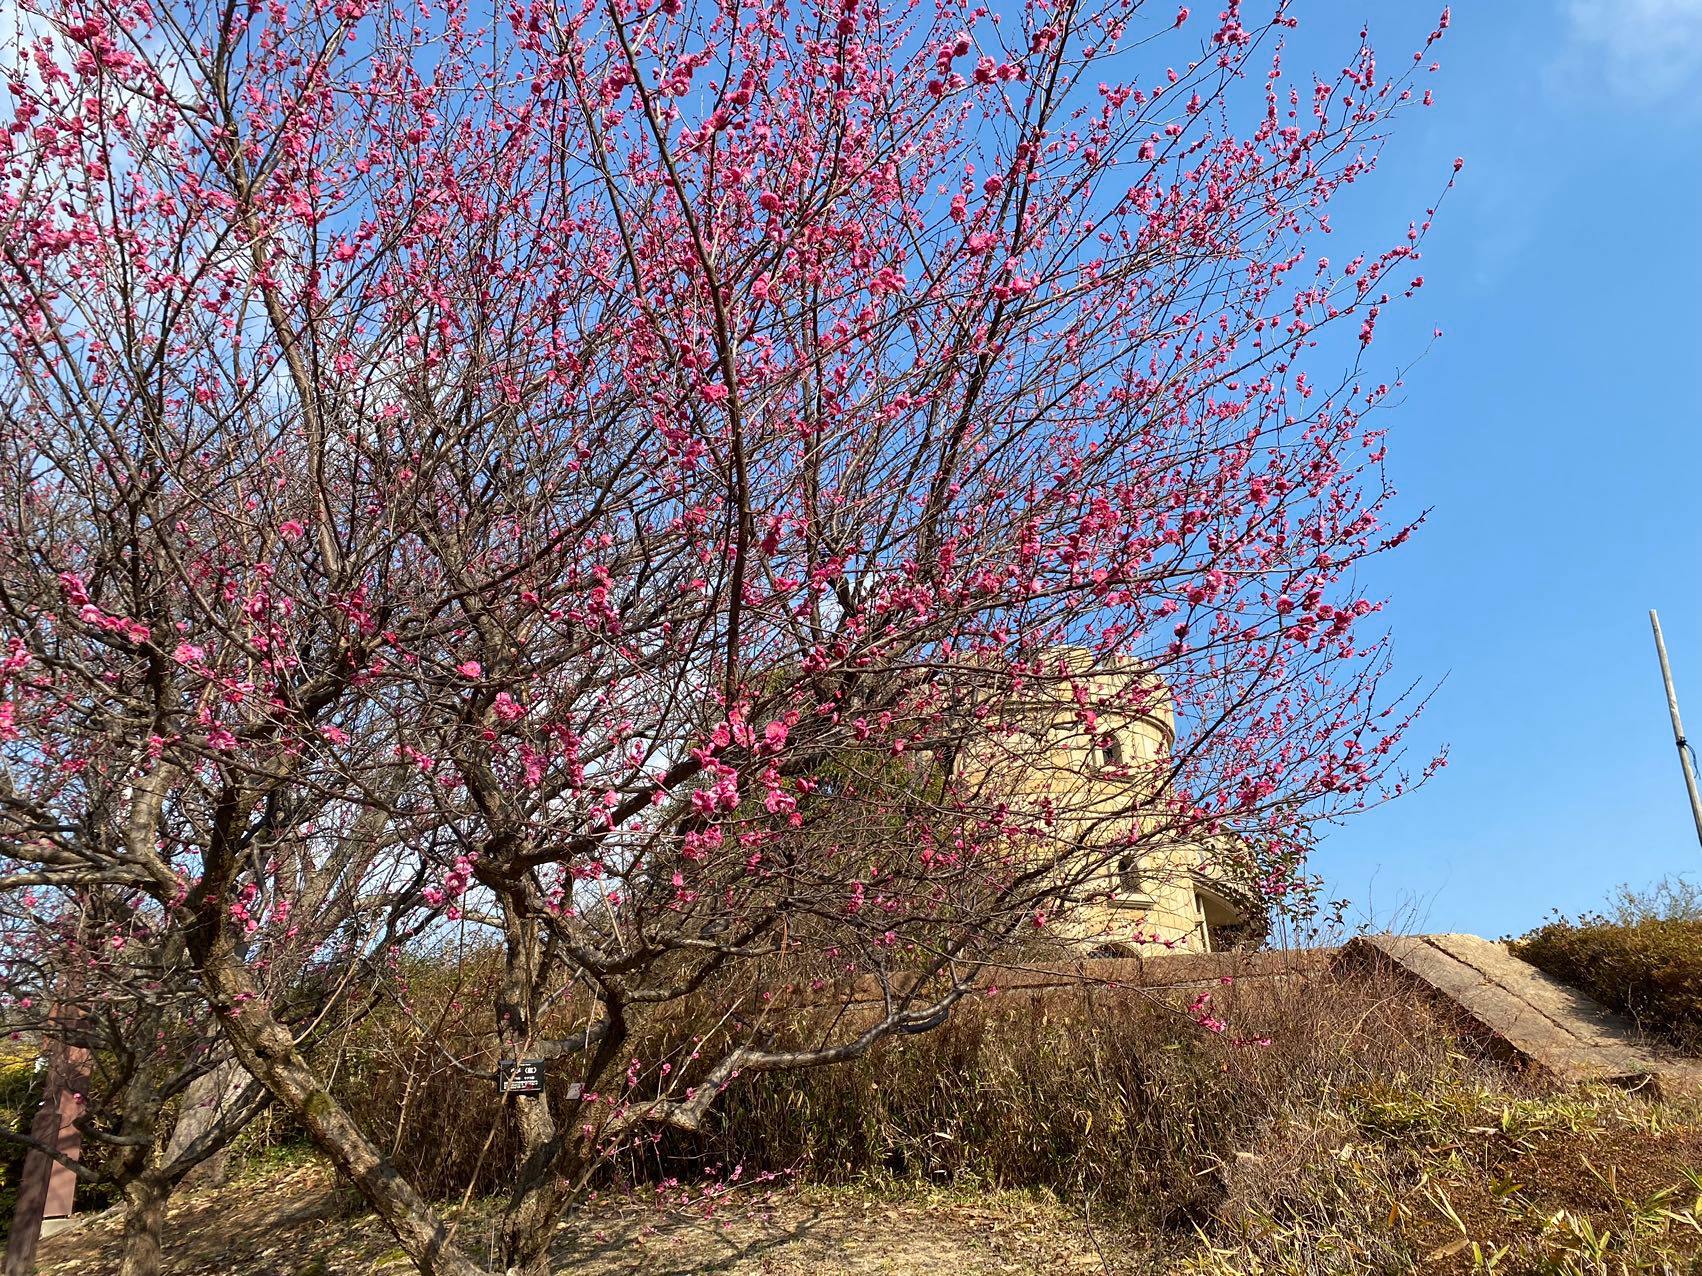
[685,962,1502,1230]
[306,950,1518,1234]
[319,947,712,1199]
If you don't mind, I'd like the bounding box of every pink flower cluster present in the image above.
[424,854,477,915]
[58,573,150,644]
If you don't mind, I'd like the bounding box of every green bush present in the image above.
[1510,917,1702,1049]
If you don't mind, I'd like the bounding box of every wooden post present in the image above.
[1650,610,1702,852]
[3,1036,89,1275]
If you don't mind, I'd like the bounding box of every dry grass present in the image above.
[37,1161,1159,1275]
[1188,1082,1702,1274]
[688,965,1483,1223]
[693,965,1702,1273]
[237,952,1702,1274]
[37,1105,1702,1276]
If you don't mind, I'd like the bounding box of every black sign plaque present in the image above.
[497,1059,544,1095]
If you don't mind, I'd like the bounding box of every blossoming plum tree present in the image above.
[0,0,1451,1270]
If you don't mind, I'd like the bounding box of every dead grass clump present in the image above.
[689,962,1490,1232]
[1192,1082,1702,1275]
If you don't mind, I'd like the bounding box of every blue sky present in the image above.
[1289,3,1702,938]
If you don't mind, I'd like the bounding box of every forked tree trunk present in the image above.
[496,1143,575,1276]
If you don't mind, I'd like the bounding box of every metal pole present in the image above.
[1650,609,1702,852]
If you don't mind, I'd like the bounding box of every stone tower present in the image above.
[977,647,1260,954]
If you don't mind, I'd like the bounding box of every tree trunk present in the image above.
[495,1092,580,1276]
[162,1060,250,1188]
[116,1174,169,1276]
[493,920,575,1276]
[496,1179,567,1276]
[193,941,492,1276]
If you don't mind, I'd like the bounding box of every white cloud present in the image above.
[1568,0,1702,99]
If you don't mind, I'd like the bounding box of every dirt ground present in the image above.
[36,1165,1149,1275]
